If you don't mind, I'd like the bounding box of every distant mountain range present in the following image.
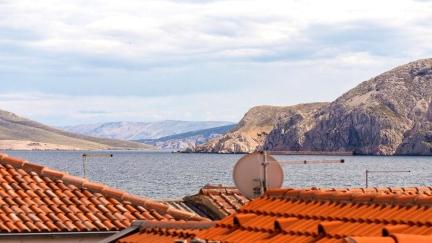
[137,124,236,151]
[0,109,152,150]
[62,120,234,141]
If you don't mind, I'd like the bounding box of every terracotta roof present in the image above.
[191,187,432,242]
[112,221,216,243]
[181,184,250,220]
[0,153,206,233]
[165,185,432,221]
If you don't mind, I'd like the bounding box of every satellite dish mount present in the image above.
[233,151,284,199]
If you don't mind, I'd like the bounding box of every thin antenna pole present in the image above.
[366,170,368,188]
[82,155,88,179]
[268,151,353,156]
[262,151,268,193]
[81,153,113,179]
[276,159,345,164]
[365,170,411,188]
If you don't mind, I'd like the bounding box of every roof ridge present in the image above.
[265,188,432,207]
[203,184,237,189]
[136,220,217,230]
[0,153,207,222]
[200,185,241,195]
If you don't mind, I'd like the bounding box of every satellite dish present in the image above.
[233,152,284,199]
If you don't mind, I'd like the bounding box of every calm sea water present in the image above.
[5,151,432,200]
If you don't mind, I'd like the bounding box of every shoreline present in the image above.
[179,151,432,157]
[0,140,156,152]
[1,141,429,156]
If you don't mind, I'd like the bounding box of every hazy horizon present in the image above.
[1,0,431,126]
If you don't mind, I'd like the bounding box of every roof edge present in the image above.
[101,220,216,243]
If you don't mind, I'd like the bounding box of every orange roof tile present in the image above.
[345,234,432,243]
[343,236,395,243]
[0,153,206,233]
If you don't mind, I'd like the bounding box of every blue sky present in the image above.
[0,0,431,126]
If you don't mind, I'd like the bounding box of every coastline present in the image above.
[0,140,157,151]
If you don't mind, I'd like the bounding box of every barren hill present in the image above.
[195,103,327,153]
[0,109,152,150]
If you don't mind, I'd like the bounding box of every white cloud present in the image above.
[2,0,431,60]
[0,54,405,126]
[0,92,245,125]
[0,0,431,124]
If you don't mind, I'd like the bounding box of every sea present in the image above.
[5,151,432,200]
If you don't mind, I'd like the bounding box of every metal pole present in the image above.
[365,170,410,188]
[365,170,368,188]
[268,150,353,156]
[82,155,88,178]
[276,159,345,164]
[262,151,268,193]
[81,153,113,179]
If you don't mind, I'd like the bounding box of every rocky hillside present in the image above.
[0,109,152,150]
[138,124,236,151]
[265,58,432,155]
[195,103,328,153]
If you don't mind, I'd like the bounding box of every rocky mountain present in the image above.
[138,124,236,151]
[62,120,234,140]
[0,109,152,150]
[265,58,432,155]
[195,103,328,153]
